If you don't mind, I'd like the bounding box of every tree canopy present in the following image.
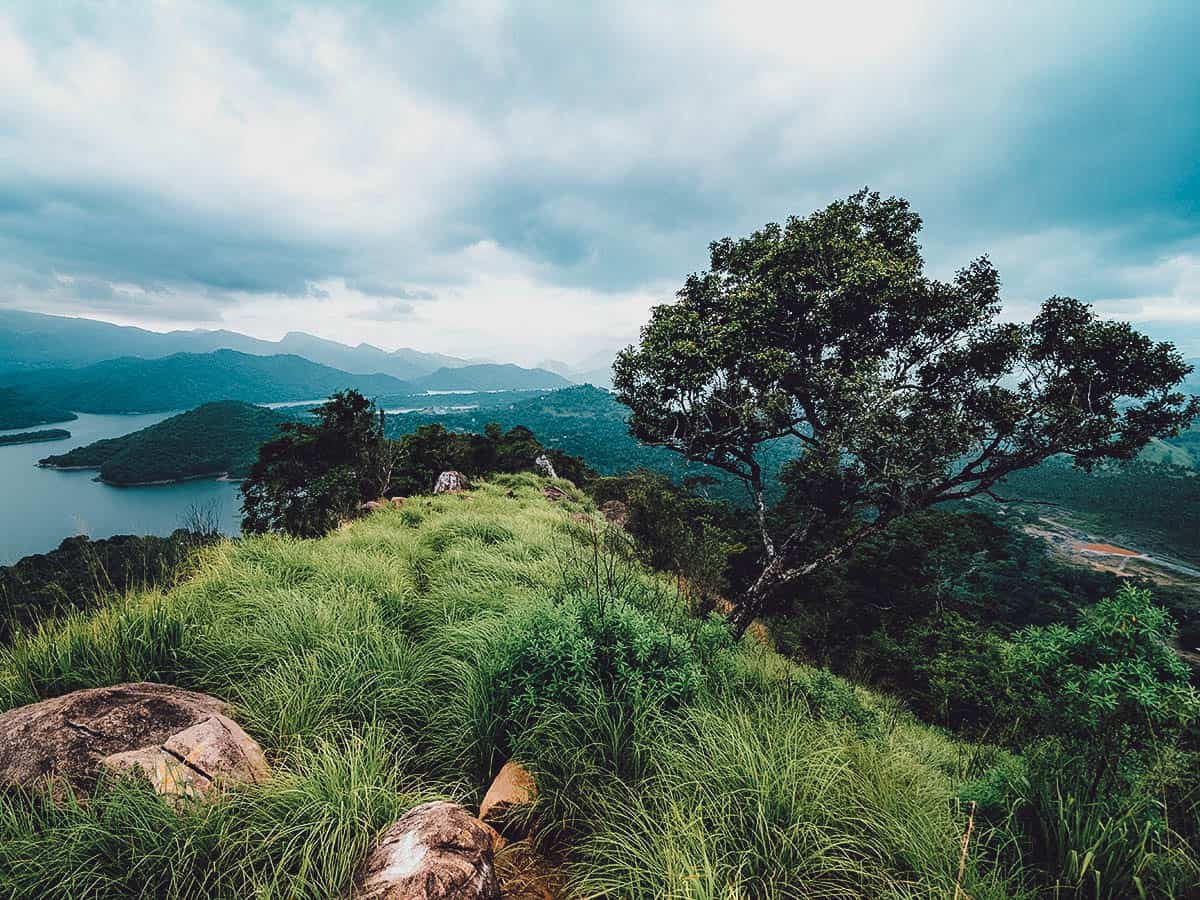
[614,190,1199,632]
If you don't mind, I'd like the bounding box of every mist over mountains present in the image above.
[0,309,481,381]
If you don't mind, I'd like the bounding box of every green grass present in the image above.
[0,475,1025,898]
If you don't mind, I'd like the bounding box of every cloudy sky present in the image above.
[1,1,1197,366]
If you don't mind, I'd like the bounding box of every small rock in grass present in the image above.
[351,801,499,899]
[479,761,537,834]
[433,471,471,494]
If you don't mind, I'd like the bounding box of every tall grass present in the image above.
[0,475,1037,897]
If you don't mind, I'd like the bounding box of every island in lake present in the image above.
[37,400,289,486]
[0,428,71,446]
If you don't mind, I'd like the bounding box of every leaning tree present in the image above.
[613,190,1198,636]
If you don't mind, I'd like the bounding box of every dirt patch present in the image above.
[1079,542,1142,557]
[495,842,565,899]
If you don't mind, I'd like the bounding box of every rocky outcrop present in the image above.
[533,454,557,480]
[0,682,268,801]
[433,471,470,495]
[542,485,568,502]
[479,761,537,833]
[361,500,387,512]
[351,801,499,899]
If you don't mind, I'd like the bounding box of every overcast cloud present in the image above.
[1,1,1196,364]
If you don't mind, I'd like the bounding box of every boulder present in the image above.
[361,500,387,512]
[351,801,499,899]
[479,760,537,831]
[0,682,268,800]
[600,500,628,527]
[533,454,557,480]
[390,497,406,507]
[433,471,470,495]
[542,485,568,502]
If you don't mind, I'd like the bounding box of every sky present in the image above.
[0,1,1197,367]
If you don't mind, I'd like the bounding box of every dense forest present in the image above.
[0,529,217,642]
[38,401,290,484]
[0,386,76,430]
[0,428,70,446]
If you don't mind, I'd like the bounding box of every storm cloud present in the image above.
[0,1,1196,363]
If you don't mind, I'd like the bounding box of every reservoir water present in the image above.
[0,412,242,565]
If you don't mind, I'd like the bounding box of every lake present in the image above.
[0,412,242,565]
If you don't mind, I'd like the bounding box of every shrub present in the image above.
[488,597,707,737]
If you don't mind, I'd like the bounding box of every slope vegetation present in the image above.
[0,477,1014,899]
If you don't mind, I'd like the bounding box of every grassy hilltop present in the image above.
[0,476,1019,899]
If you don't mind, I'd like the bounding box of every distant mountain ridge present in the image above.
[3,350,413,414]
[0,309,472,380]
[1,348,574,415]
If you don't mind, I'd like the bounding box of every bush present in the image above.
[488,596,708,737]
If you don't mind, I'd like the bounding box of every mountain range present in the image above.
[1,350,572,415]
[0,309,476,380]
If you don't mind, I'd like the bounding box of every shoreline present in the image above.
[36,463,245,488]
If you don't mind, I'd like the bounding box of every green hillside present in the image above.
[38,401,289,485]
[4,350,412,414]
[0,477,1023,898]
[0,387,76,430]
[408,363,572,392]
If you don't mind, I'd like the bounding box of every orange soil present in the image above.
[1079,542,1141,557]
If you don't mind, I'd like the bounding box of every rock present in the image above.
[479,761,537,832]
[533,454,557,480]
[351,801,499,899]
[600,500,628,527]
[433,471,470,495]
[542,485,568,502]
[103,714,269,805]
[361,500,387,512]
[0,682,268,800]
[390,497,406,507]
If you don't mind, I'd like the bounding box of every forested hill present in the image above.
[0,386,76,430]
[384,384,799,504]
[406,363,571,392]
[38,401,289,485]
[3,350,412,414]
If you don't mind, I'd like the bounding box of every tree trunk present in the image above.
[725,518,891,640]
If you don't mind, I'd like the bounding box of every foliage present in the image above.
[1009,586,1199,787]
[488,596,710,743]
[0,530,216,644]
[38,401,289,484]
[767,509,1125,729]
[0,386,75,429]
[385,384,801,507]
[241,390,390,537]
[0,428,70,446]
[588,469,750,610]
[613,189,1199,631]
[389,421,592,495]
